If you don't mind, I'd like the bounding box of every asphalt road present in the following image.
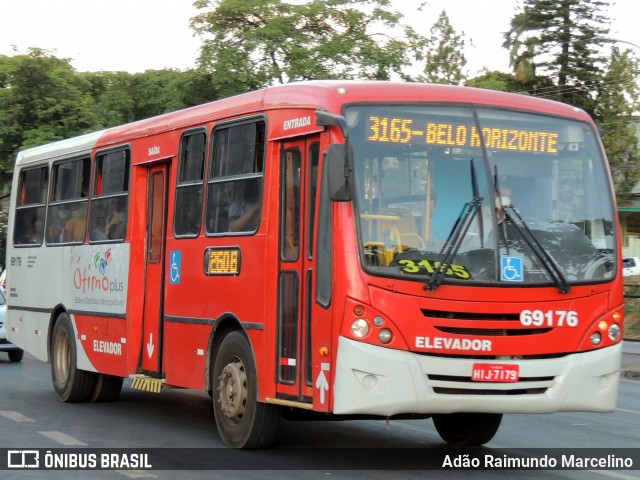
[0,346,638,480]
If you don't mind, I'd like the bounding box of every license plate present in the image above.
[471,363,519,382]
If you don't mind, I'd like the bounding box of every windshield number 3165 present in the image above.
[519,309,578,327]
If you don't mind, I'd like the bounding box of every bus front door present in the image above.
[276,136,321,407]
[141,163,169,374]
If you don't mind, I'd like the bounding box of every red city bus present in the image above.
[6,81,623,448]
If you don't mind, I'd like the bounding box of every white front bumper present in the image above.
[332,336,621,416]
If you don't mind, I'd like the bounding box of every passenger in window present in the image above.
[30,219,44,243]
[106,212,126,239]
[229,181,260,232]
[47,208,70,243]
[16,212,35,244]
[64,205,86,242]
[90,205,108,241]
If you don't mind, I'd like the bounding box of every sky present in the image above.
[1,0,639,76]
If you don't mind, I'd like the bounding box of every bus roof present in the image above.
[14,80,592,167]
[15,129,105,167]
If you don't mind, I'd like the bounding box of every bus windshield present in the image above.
[346,105,617,287]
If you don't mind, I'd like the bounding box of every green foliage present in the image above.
[503,0,610,113]
[464,70,524,92]
[418,10,467,85]
[81,69,221,127]
[190,0,423,94]
[596,47,640,204]
[0,1,639,212]
[502,0,640,205]
[623,281,640,339]
[0,49,97,187]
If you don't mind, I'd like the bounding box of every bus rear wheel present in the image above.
[51,313,97,402]
[432,413,502,446]
[91,374,123,402]
[211,331,280,448]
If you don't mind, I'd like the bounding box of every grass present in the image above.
[624,280,640,340]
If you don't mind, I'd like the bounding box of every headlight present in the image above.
[608,323,621,341]
[351,319,370,338]
[590,332,602,346]
[378,328,393,344]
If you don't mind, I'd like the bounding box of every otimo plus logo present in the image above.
[73,248,123,294]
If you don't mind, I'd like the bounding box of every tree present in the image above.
[501,0,640,205]
[190,0,422,96]
[465,70,525,92]
[596,47,640,204]
[0,49,97,187]
[81,71,138,127]
[503,0,610,115]
[82,69,221,127]
[418,10,467,85]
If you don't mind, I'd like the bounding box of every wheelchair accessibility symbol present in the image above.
[169,250,181,284]
[500,256,523,282]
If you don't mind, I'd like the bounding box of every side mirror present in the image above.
[316,110,348,138]
[326,144,352,202]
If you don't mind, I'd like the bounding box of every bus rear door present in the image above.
[141,162,169,374]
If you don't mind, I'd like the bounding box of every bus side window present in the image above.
[89,149,130,242]
[46,158,91,244]
[175,130,206,237]
[205,119,265,235]
[14,166,48,246]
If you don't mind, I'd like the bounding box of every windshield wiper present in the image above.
[493,166,570,294]
[500,205,571,294]
[426,160,483,291]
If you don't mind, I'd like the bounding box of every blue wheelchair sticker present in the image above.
[500,256,523,282]
[169,251,182,284]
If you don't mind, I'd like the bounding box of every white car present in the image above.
[623,257,640,277]
[0,288,23,362]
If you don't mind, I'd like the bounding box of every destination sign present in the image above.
[366,116,559,153]
[205,247,240,276]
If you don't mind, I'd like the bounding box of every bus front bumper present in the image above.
[332,336,621,416]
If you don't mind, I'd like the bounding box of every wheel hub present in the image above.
[217,359,247,423]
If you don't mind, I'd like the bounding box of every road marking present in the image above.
[0,411,36,422]
[617,407,640,415]
[38,431,87,446]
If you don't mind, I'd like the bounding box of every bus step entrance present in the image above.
[130,375,166,393]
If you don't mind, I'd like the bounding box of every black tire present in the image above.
[433,413,502,446]
[91,374,123,402]
[8,349,23,362]
[211,331,280,448]
[50,313,97,402]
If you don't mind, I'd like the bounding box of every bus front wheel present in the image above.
[211,331,280,448]
[51,313,97,402]
[8,349,23,362]
[432,412,502,446]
